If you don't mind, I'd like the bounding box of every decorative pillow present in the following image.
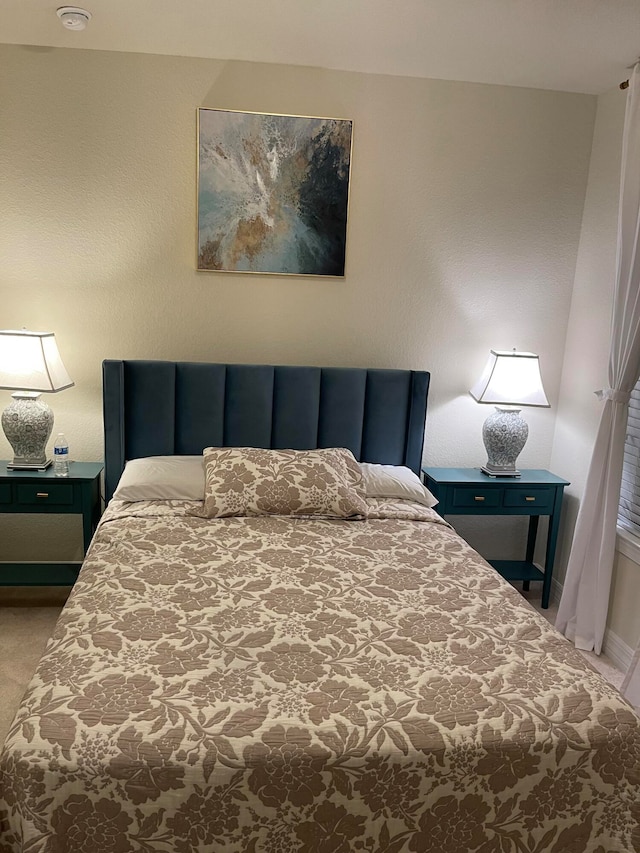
[359,462,438,508]
[113,456,205,501]
[191,447,368,519]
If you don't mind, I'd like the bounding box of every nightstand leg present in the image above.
[80,483,97,553]
[523,516,539,592]
[542,504,562,610]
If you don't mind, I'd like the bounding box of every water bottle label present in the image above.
[54,447,68,456]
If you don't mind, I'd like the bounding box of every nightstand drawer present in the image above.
[0,484,10,504]
[503,488,553,511]
[451,487,501,508]
[16,484,75,506]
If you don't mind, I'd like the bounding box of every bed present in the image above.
[1,360,639,853]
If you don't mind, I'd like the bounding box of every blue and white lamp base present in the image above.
[481,406,528,478]
[1,392,54,470]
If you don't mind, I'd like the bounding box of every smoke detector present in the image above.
[56,6,92,31]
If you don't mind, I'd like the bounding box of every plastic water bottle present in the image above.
[53,433,69,477]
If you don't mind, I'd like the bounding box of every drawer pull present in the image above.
[36,492,49,498]
[525,496,536,502]
[474,496,485,502]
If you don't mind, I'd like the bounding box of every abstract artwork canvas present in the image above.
[197,109,352,276]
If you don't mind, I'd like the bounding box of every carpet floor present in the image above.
[0,587,70,746]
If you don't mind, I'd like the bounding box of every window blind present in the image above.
[619,383,640,535]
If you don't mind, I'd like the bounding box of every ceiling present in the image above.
[2,0,639,95]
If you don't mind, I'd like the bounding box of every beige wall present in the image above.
[0,45,595,560]
[608,550,640,650]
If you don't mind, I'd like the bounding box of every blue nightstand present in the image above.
[0,461,103,586]
[422,468,569,609]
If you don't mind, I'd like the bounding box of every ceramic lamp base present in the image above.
[1,392,54,470]
[481,406,528,478]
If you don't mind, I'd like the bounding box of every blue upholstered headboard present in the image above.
[102,360,431,502]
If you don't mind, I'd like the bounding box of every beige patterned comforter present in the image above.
[1,498,639,853]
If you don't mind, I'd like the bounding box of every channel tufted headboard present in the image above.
[102,360,430,502]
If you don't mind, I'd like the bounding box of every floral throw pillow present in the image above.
[190,447,368,519]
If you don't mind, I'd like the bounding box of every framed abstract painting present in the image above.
[197,108,353,277]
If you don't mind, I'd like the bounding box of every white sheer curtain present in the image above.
[556,62,640,658]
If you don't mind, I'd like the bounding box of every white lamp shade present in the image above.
[0,330,74,393]
[470,349,549,408]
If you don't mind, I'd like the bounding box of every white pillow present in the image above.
[112,456,205,501]
[359,463,438,508]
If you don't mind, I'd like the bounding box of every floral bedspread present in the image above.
[1,498,639,852]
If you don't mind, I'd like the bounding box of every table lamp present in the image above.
[0,330,74,470]
[470,349,549,477]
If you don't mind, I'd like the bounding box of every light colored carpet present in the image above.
[0,587,70,746]
[0,586,631,747]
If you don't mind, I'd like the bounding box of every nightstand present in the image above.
[422,468,569,609]
[0,461,103,586]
